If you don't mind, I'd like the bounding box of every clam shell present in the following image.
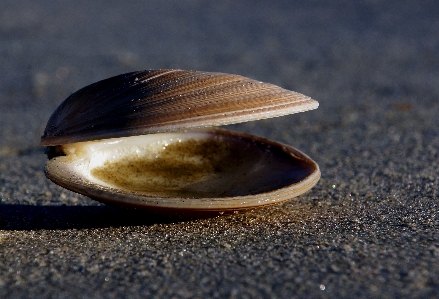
[45,129,320,217]
[41,70,318,146]
[41,70,320,217]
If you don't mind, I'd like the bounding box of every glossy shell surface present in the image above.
[42,70,320,217]
[41,70,318,146]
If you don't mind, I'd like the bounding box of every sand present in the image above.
[1,1,438,298]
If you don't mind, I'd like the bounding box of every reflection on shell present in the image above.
[41,70,320,218]
[41,70,317,146]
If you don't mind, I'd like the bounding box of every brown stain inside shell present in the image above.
[89,134,314,199]
[90,138,254,198]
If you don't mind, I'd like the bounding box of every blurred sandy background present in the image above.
[1,1,438,298]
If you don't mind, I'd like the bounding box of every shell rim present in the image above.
[44,128,320,213]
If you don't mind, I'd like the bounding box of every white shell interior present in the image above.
[47,130,319,204]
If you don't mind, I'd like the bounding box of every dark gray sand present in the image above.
[1,1,438,298]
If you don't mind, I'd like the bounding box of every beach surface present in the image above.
[1,1,438,298]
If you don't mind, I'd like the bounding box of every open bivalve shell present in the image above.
[41,70,320,217]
